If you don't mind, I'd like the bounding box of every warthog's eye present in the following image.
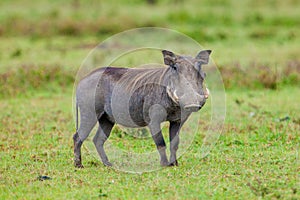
[171,63,179,71]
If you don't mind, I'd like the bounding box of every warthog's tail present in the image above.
[75,100,79,132]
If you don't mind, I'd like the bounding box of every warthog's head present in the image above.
[163,50,211,112]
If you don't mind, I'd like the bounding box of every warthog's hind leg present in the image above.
[73,132,83,168]
[73,110,97,168]
[93,116,114,167]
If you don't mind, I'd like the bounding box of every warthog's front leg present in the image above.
[169,121,181,166]
[149,122,169,166]
[93,116,114,167]
[148,104,168,166]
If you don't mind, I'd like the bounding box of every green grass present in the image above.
[0,87,299,199]
[0,0,299,199]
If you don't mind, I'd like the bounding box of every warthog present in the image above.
[73,50,211,168]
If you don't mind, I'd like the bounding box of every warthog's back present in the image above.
[76,66,172,127]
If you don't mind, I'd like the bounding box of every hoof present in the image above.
[168,160,178,167]
[75,163,84,168]
[160,160,169,167]
[103,161,113,167]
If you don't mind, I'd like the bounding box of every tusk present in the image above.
[167,86,179,103]
[204,87,210,99]
[173,90,179,100]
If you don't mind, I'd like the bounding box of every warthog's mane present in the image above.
[118,67,171,92]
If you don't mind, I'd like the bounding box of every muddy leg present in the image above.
[73,132,83,168]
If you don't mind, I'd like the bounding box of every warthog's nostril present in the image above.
[184,104,201,112]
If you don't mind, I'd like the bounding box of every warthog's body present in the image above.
[73,50,211,167]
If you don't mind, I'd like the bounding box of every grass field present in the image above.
[0,0,299,199]
[0,87,299,199]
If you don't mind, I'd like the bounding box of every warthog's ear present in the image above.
[196,50,212,64]
[162,50,176,68]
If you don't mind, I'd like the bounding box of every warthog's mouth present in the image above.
[183,104,202,112]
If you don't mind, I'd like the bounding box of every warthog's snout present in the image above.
[182,92,207,112]
[184,104,202,112]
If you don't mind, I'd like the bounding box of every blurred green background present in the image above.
[0,0,300,96]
